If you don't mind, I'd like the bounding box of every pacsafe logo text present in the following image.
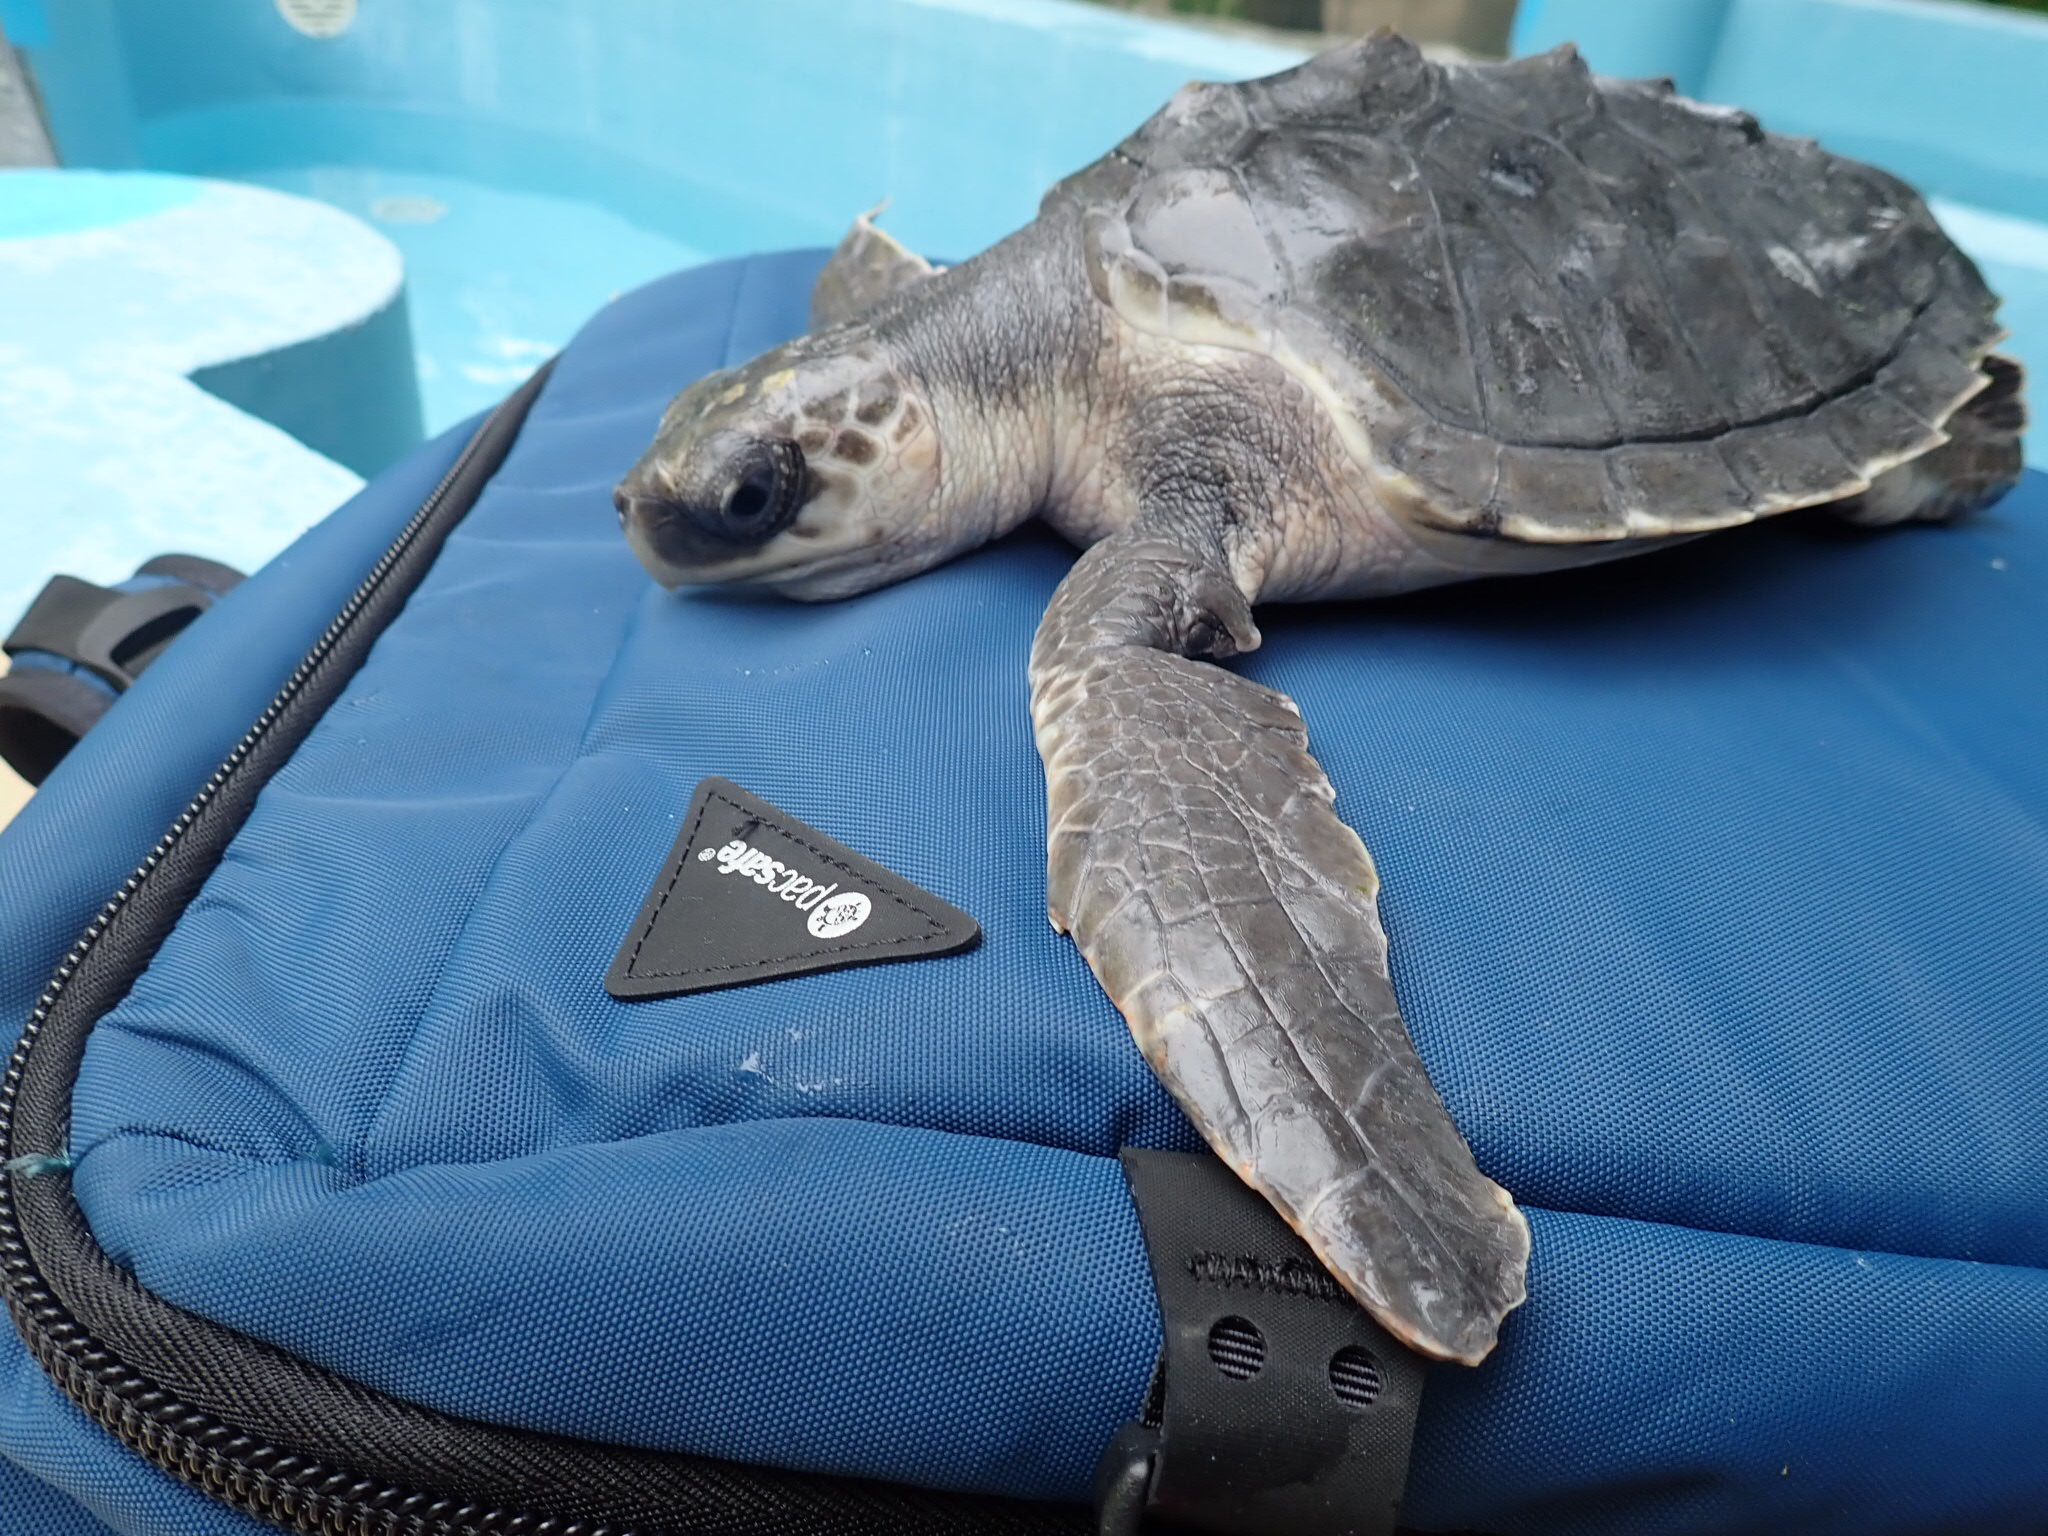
[699,838,874,938]
[607,777,978,1001]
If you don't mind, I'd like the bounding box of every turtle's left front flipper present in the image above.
[1030,528,1528,1366]
[809,206,941,331]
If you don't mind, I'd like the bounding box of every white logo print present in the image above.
[807,892,872,939]
[699,838,871,937]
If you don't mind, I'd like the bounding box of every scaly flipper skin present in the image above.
[1028,526,1531,1365]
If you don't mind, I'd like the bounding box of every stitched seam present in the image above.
[70,1125,288,1168]
[1185,1249,1350,1304]
[715,257,750,379]
[352,671,627,1175]
[66,1112,2048,1275]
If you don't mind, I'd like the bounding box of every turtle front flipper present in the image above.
[809,205,941,330]
[1030,528,1529,1365]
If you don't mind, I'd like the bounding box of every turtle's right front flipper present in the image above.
[1030,528,1529,1366]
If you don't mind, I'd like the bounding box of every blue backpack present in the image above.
[3,251,2045,1536]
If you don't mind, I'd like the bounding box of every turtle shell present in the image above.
[1048,33,2004,541]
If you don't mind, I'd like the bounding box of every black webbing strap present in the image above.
[4,573,214,689]
[1096,1150,1427,1536]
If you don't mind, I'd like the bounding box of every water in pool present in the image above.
[243,164,707,431]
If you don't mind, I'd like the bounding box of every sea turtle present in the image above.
[614,33,2026,1366]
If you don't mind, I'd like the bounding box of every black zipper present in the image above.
[0,363,1084,1536]
[1,371,566,1536]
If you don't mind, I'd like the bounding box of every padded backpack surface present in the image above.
[2,250,2046,1536]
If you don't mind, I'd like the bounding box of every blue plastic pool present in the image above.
[7,0,1304,432]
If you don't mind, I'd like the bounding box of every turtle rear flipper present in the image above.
[1833,353,2027,526]
[1029,528,1530,1366]
[809,206,941,330]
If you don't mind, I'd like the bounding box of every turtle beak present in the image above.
[615,424,812,586]
[615,482,792,589]
[616,486,703,584]
[615,482,670,546]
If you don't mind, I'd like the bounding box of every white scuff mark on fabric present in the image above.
[492,336,555,362]
[275,0,357,39]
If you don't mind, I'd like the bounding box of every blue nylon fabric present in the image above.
[0,1452,124,1536]
[0,420,479,1533]
[2,249,2044,1532]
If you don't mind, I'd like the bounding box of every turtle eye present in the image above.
[723,465,778,527]
[714,438,804,541]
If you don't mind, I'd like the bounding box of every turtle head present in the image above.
[615,333,950,601]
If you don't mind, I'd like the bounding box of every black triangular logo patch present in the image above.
[606,777,980,1000]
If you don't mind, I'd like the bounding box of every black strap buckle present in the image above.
[5,555,242,691]
[1,555,242,784]
[1096,1150,1428,1536]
